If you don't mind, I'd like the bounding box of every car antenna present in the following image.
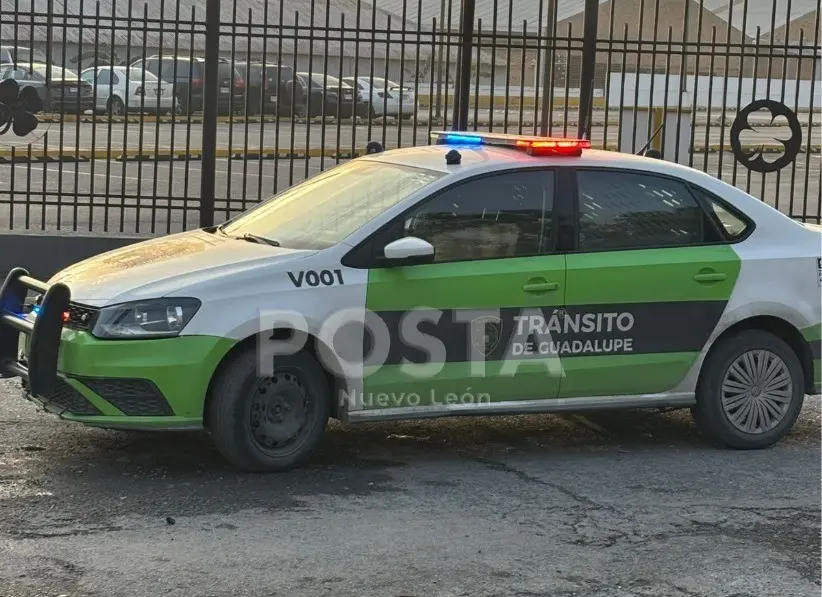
[365,140,384,154]
[636,121,666,157]
[445,149,461,165]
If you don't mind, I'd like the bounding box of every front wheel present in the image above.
[108,96,125,116]
[692,329,805,449]
[208,348,330,472]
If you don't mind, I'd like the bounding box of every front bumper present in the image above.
[0,269,235,429]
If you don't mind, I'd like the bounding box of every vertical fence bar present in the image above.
[225,0,239,214]
[288,12,298,187]
[56,0,68,231]
[788,29,803,218]
[88,0,101,232]
[382,16,391,145]
[645,0,660,152]
[273,0,284,195]
[775,0,792,216]
[443,0,453,129]
[489,0,498,132]
[367,6,375,141]
[518,20,526,134]
[531,0,544,135]
[335,13,344,162]
[200,0,220,228]
[134,4,148,234]
[502,0,512,132]
[602,0,617,151]
[731,0,748,187]
[428,17,437,137]
[804,11,820,223]
[578,0,598,140]
[746,28,761,194]
[673,0,689,165]
[617,23,628,148]
[241,8,253,209]
[631,0,646,152]
[717,0,735,186]
[167,0,182,232]
[688,0,705,169]
[257,1,270,205]
[562,22,571,137]
[351,0,361,155]
[474,19,482,130]
[455,0,475,131]
[9,0,18,230]
[702,26,716,173]
[760,3,778,204]
[539,0,555,136]
[397,0,407,146]
[182,5,195,226]
[412,0,422,144]
[305,0,316,179]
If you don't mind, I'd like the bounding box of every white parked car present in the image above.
[342,76,415,119]
[79,66,175,115]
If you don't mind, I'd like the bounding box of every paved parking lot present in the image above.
[0,378,819,597]
[1,152,819,234]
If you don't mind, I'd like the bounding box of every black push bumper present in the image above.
[0,268,70,398]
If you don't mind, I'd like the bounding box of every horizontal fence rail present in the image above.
[0,0,819,234]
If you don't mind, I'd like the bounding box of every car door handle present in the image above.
[523,281,559,293]
[693,272,727,283]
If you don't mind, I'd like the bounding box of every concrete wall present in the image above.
[0,233,143,281]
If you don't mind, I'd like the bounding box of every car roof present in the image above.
[361,144,723,183]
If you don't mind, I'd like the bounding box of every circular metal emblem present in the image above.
[730,99,802,173]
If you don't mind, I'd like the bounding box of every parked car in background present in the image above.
[296,72,357,118]
[342,76,414,119]
[0,62,93,113]
[0,63,49,110]
[80,66,175,115]
[0,45,47,65]
[235,62,316,117]
[130,56,244,115]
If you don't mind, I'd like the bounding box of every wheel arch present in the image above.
[203,329,351,429]
[700,315,815,395]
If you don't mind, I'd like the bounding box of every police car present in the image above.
[1,131,820,472]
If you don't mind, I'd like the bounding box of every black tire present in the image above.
[108,96,125,116]
[692,329,805,449]
[208,348,330,472]
[174,94,188,116]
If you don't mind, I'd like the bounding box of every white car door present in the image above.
[95,69,114,112]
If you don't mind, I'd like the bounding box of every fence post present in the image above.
[200,0,220,228]
[577,0,599,139]
[539,0,557,136]
[454,0,476,131]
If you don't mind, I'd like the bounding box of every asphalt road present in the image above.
[0,378,819,597]
[17,118,815,153]
[1,153,819,234]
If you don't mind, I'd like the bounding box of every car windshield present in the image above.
[220,160,444,250]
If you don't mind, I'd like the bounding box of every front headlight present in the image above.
[91,298,201,339]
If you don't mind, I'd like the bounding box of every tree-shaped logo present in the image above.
[0,78,43,137]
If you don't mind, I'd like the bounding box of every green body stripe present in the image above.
[57,330,236,422]
[565,245,741,305]
[366,255,567,311]
[802,323,822,342]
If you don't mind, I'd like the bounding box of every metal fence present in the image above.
[0,0,819,235]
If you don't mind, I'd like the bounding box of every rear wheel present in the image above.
[692,329,804,449]
[208,348,330,472]
[108,96,125,116]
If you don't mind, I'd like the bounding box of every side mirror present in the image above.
[380,237,434,267]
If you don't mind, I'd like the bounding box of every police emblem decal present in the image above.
[471,316,503,357]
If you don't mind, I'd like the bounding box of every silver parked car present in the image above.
[80,65,175,115]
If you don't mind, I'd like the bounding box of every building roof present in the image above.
[701,0,818,38]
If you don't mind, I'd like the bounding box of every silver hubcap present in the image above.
[721,349,793,434]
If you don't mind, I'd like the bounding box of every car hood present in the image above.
[48,229,315,304]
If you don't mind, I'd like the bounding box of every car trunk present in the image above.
[50,78,92,102]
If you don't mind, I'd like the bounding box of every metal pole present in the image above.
[200,0,220,228]
[539,0,557,136]
[435,0,446,118]
[577,0,599,139]
[455,0,475,130]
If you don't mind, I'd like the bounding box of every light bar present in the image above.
[430,131,591,156]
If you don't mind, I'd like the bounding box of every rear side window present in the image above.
[575,170,714,251]
[691,188,751,240]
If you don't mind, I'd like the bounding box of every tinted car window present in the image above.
[401,171,554,263]
[576,170,708,251]
[97,69,112,85]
